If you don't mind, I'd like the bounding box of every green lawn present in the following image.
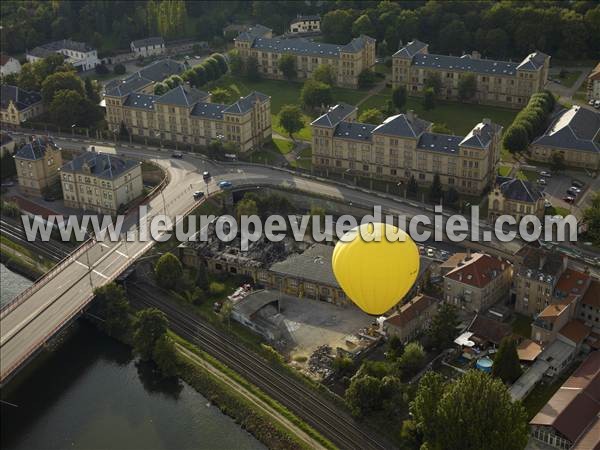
[557,70,582,88]
[272,138,293,155]
[251,149,277,164]
[290,146,312,170]
[498,165,512,177]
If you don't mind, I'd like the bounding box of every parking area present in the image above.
[528,168,597,216]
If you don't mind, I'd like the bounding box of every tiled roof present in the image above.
[499,178,543,203]
[385,294,438,328]
[156,85,209,107]
[123,93,157,110]
[249,35,373,58]
[222,91,269,114]
[60,152,139,180]
[372,113,431,138]
[14,137,58,160]
[459,121,502,148]
[333,121,376,142]
[559,319,590,345]
[531,351,600,445]
[516,339,543,361]
[537,297,577,323]
[191,102,226,119]
[138,59,184,82]
[412,52,519,76]
[1,85,42,111]
[516,51,550,71]
[270,244,338,286]
[104,59,184,97]
[29,39,95,57]
[582,280,600,309]
[444,253,511,289]
[417,132,462,154]
[555,268,590,298]
[291,14,320,25]
[532,106,600,154]
[516,247,565,285]
[131,37,164,49]
[393,39,428,58]
[0,133,13,146]
[467,314,511,345]
[236,24,272,42]
[311,103,357,128]
[105,75,153,97]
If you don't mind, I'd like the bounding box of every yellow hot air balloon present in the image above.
[332,222,420,315]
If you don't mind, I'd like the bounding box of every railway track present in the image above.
[128,282,389,450]
[0,218,73,262]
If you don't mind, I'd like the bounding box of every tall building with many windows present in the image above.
[392,40,550,108]
[14,136,63,197]
[234,25,375,87]
[311,104,502,195]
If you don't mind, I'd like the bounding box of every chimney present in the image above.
[465,248,472,261]
[472,50,481,60]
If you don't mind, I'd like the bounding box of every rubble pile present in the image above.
[308,345,334,377]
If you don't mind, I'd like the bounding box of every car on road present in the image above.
[203,171,211,179]
[540,171,552,177]
[571,180,584,188]
[193,191,204,200]
[218,180,232,189]
[426,248,435,258]
[595,100,600,109]
[563,196,575,203]
[537,178,547,186]
[172,152,183,159]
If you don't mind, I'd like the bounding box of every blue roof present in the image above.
[417,132,462,154]
[311,103,356,128]
[61,152,139,180]
[123,93,157,110]
[1,85,42,111]
[532,106,600,153]
[222,91,270,114]
[250,35,373,58]
[372,113,431,138]
[333,122,376,141]
[156,85,209,107]
[191,102,226,119]
[15,137,58,160]
[412,53,519,76]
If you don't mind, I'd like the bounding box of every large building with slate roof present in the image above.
[130,37,165,58]
[289,14,321,34]
[105,70,272,152]
[234,24,375,87]
[488,176,545,222]
[392,39,550,108]
[26,39,99,71]
[312,105,502,195]
[1,85,44,125]
[59,150,143,215]
[529,105,600,170]
[14,136,63,197]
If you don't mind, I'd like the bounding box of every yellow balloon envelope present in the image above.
[332,222,420,315]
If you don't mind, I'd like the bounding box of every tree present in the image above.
[210,87,231,103]
[387,335,405,360]
[204,57,222,78]
[95,63,109,75]
[431,123,452,134]
[550,152,566,173]
[312,64,335,85]
[444,187,460,208]
[492,337,523,383]
[300,79,332,110]
[49,89,85,128]
[423,87,435,110]
[278,105,304,139]
[458,73,477,101]
[407,175,418,197]
[41,71,84,104]
[345,375,382,417]
[84,77,100,104]
[113,63,126,75]
[333,355,353,375]
[583,193,600,246]
[397,341,426,379]
[133,308,169,360]
[424,73,442,96]
[154,82,168,95]
[352,14,375,37]
[414,370,528,450]
[92,283,131,337]
[392,86,407,112]
[358,108,384,125]
[427,303,459,350]
[322,10,354,44]
[211,53,228,74]
[235,197,258,220]
[154,252,183,290]
[278,54,296,80]
[429,173,443,203]
[358,69,376,88]
[503,124,529,153]
[377,40,389,57]
[228,50,244,76]
[152,335,178,377]
[244,56,260,81]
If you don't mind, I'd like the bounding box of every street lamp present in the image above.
[71,123,76,136]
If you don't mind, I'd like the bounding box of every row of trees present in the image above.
[179,53,228,92]
[503,91,556,153]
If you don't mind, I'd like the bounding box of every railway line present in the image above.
[0,218,72,262]
[127,282,390,450]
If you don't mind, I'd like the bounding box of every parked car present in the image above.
[218,180,233,189]
[172,152,183,159]
[418,246,425,255]
[544,199,552,208]
[566,188,579,196]
[594,100,600,109]
[540,171,552,177]
[193,191,204,199]
[563,196,575,203]
[426,248,435,258]
[589,99,596,106]
[537,178,547,186]
[569,186,582,194]
[203,171,211,179]
[571,180,584,188]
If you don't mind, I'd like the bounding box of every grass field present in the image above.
[272,138,293,155]
[557,70,582,88]
[498,165,512,177]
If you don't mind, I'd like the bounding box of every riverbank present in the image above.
[0,237,51,281]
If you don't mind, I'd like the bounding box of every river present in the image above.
[0,264,265,450]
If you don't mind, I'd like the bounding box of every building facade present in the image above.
[1,55,21,76]
[234,25,375,87]
[1,85,44,125]
[14,137,63,197]
[385,294,438,342]
[289,15,321,34]
[27,39,99,71]
[487,177,545,222]
[392,40,550,109]
[588,62,600,101]
[443,252,513,313]
[311,105,502,195]
[529,106,600,171]
[130,37,166,58]
[59,151,143,215]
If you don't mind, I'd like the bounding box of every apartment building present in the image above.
[529,106,600,171]
[488,176,545,222]
[27,39,99,71]
[443,252,513,313]
[579,280,600,329]
[14,136,63,197]
[130,37,165,58]
[385,294,439,343]
[104,59,185,97]
[1,85,44,125]
[311,105,502,195]
[59,151,143,215]
[392,40,550,108]
[289,15,321,34]
[1,54,21,76]
[235,24,375,87]
[513,247,568,317]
